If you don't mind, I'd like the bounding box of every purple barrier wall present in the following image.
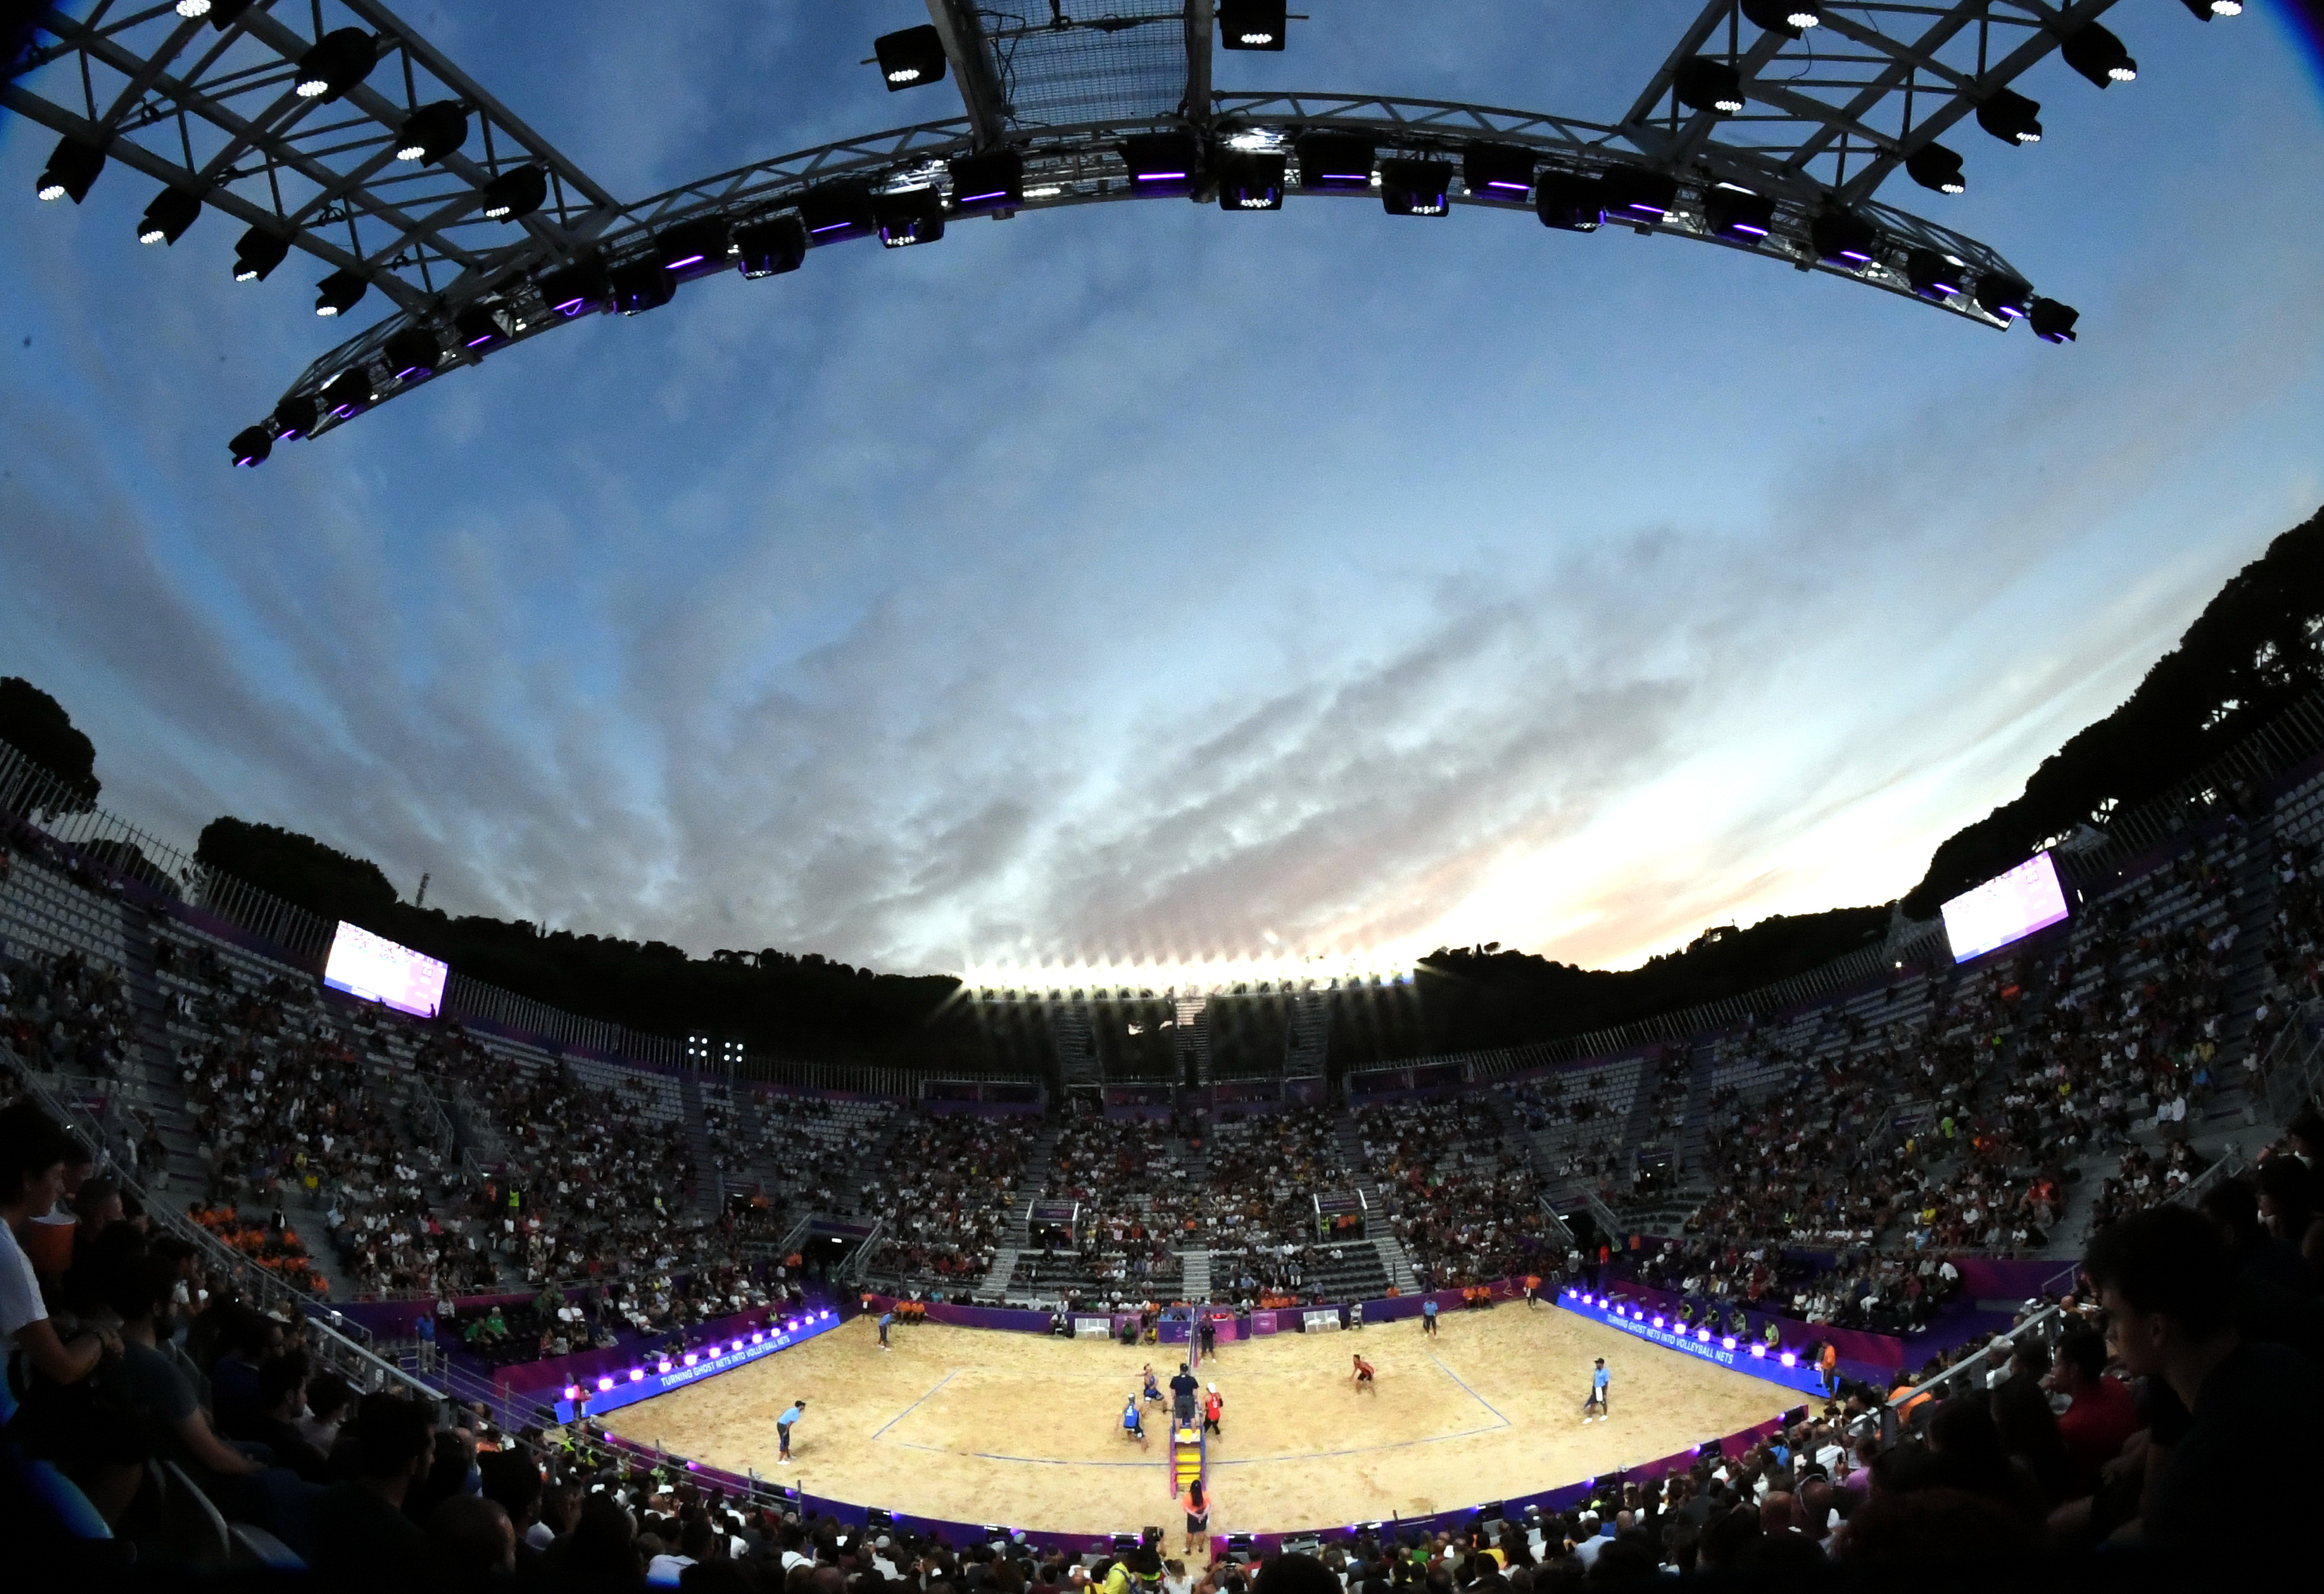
[864,1296,1054,1335]
[1603,1281,1905,1377]
[1952,1256,2075,1301]
[494,1303,791,1398]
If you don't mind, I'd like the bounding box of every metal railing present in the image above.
[2259,998,2324,1125]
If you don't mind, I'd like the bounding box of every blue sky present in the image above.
[4,2,2322,978]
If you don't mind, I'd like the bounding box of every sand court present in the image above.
[600,1306,1794,1535]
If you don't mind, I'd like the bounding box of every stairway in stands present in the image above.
[1331,1111,1421,1293]
[1178,1247,1210,1301]
[977,1118,1059,1300]
[677,1071,721,1213]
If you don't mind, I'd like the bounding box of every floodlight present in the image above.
[609,257,675,315]
[1750,1343,1768,1359]
[1219,0,1287,50]
[1674,56,1745,117]
[1740,0,1820,35]
[36,138,103,204]
[1379,159,1452,217]
[734,214,807,277]
[948,149,1024,213]
[1535,170,1602,231]
[480,165,548,221]
[383,325,441,379]
[395,101,468,164]
[1972,272,2031,322]
[656,215,732,272]
[313,269,367,317]
[176,1,212,14]
[1120,133,1202,190]
[294,29,377,101]
[320,368,374,418]
[228,426,272,467]
[1294,133,1375,191]
[1808,209,1878,266]
[797,183,876,240]
[137,187,203,246]
[272,394,319,441]
[874,186,945,248]
[2179,0,2240,15]
[2059,23,2136,87]
[1906,143,1966,194]
[1216,151,1285,210]
[1974,88,2042,144]
[536,254,611,316]
[1721,1337,1738,1350]
[875,26,947,88]
[2028,297,2078,343]
[1462,142,1533,201]
[629,1369,644,1382]
[1599,164,1677,223]
[1904,248,1963,300]
[1703,184,1773,240]
[233,226,290,281]
[597,1376,614,1392]
[453,303,505,349]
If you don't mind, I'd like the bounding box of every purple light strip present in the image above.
[1134,171,1188,181]
[552,297,587,315]
[663,253,705,270]
[395,364,429,380]
[807,221,853,234]
[464,334,495,347]
[1484,180,1529,192]
[958,189,1008,204]
[1731,223,1769,237]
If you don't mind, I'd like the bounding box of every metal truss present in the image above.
[6,0,2235,457]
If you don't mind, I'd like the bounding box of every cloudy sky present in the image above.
[4,2,2322,979]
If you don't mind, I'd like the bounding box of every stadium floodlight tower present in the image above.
[2,0,2240,463]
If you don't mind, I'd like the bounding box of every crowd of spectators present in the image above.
[1204,1107,1352,1307]
[1019,1112,1188,1297]
[0,945,136,1080]
[1354,1092,1552,1288]
[860,1113,1036,1291]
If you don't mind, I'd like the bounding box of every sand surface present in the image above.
[602,1305,1790,1536]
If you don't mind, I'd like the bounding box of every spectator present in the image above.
[426,1492,517,1580]
[306,1392,435,1584]
[2081,1205,2324,1546]
[2045,1326,2137,1497]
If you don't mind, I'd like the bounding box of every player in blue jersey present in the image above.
[1123,1394,1147,1445]
[1583,1357,1610,1422]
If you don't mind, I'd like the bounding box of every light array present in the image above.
[963,953,1416,998]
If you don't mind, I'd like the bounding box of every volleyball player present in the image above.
[777,1397,806,1461]
[1351,1352,1376,1392]
[1122,1393,1147,1446]
[1582,1358,1609,1422]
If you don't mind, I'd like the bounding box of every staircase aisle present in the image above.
[1178,1247,1210,1301]
[677,1071,720,1213]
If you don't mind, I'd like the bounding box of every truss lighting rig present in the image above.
[7,1,2244,466]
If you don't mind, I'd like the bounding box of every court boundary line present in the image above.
[1428,1352,1512,1426]
[872,1370,960,1440]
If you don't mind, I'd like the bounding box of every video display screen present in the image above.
[322,920,449,1018]
[1941,851,2071,964]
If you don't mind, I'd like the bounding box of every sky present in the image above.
[4,2,2323,981]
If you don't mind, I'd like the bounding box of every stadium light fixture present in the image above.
[2179,0,2240,15]
[1599,164,1678,224]
[1216,151,1287,210]
[536,254,611,316]
[1674,57,1745,117]
[1721,1336,1738,1351]
[228,425,272,467]
[658,1360,674,1374]
[395,101,468,164]
[233,227,290,282]
[609,257,675,315]
[1294,133,1376,192]
[874,186,945,248]
[320,368,375,418]
[176,0,212,14]
[480,165,549,221]
[874,26,948,88]
[383,325,442,380]
[1461,142,1534,202]
[948,149,1024,214]
[2060,23,2136,87]
[1974,88,2043,145]
[1741,0,1820,35]
[1904,248,1963,300]
[1973,272,2032,323]
[1905,143,1966,195]
[1703,184,1773,240]
[630,1369,644,1382]
[1379,159,1452,218]
[1219,0,1287,50]
[453,303,505,350]
[656,215,733,273]
[1779,1351,1797,1367]
[735,213,808,277]
[2029,297,2078,343]
[1120,133,1202,191]
[1535,169,1602,231]
[1697,1328,1712,1343]
[313,269,367,317]
[36,137,103,203]
[797,182,878,241]
[138,187,203,246]
[597,1376,614,1392]
[1809,209,1878,267]
[294,29,378,101]
[272,393,319,441]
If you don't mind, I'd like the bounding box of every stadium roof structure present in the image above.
[7,1,2241,463]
